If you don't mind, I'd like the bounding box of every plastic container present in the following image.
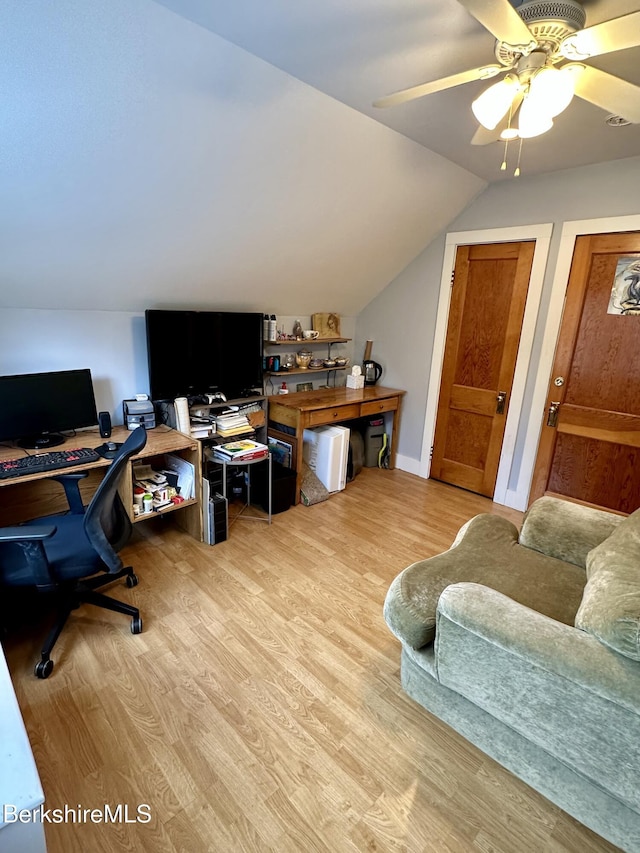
[268,315,277,342]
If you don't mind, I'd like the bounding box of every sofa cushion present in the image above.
[575,508,640,661]
[519,496,622,568]
[383,513,587,650]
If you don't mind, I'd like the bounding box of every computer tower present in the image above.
[302,425,350,493]
[364,417,386,467]
[203,478,228,545]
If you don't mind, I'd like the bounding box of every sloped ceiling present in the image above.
[0,0,484,316]
[155,0,640,181]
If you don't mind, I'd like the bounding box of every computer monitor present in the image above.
[0,369,99,449]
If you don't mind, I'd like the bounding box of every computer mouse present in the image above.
[106,441,117,451]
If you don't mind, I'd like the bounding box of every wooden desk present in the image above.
[0,425,203,540]
[268,385,405,503]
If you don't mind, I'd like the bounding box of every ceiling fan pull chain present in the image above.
[501,98,516,171]
[514,137,524,177]
[500,137,509,171]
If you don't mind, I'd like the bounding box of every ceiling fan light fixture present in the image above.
[528,65,576,117]
[518,95,554,138]
[472,74,521,130]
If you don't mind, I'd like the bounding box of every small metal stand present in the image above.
[215,452,272,527]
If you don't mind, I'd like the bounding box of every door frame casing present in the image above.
[420,223,553,507]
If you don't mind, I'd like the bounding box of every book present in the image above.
[215,439,268,459]
[162,453,195,500]
[213,449,268,463]
[216,426,255,438]
[215,418,249,429]
[268,436,293,468]
[190,424,213,438]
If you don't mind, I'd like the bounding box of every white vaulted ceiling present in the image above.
[2,0,637,315]
[156,0,640,180]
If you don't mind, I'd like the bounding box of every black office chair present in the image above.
[0,426,147,678]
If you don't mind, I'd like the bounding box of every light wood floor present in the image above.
[4,469,620,853]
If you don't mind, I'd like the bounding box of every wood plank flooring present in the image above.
[3,469,620,852]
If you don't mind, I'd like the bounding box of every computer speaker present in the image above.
[98,411,112,438]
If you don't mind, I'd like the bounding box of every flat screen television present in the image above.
[145,310,263,401]
[0,369,99,449]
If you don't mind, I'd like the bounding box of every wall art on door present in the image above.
[607,257,640,315]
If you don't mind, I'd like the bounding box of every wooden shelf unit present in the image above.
[263,338,352,388]
[264,337,351,346]
[264,366,347,378]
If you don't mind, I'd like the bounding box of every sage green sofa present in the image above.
[383,497,640,852]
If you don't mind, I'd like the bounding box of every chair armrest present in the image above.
[52,472,89,515]
[435,582,640,812]
[436,582,640,709]
[519,496,623,567]
[0,526,57,589]
[0,526,56,542]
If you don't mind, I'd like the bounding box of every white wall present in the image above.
[0,310,356,422]
[356,155,640,476]
[0,310,147,423]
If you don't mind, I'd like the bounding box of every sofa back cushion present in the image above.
[575,508,640,660]
[519,496,622,568]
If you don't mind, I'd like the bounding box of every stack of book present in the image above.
[213,439,269,462]
[190,420,214,439]
[215,411,252,437]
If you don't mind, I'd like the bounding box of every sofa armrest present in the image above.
[435,582,640,812]
[519,496,623,567]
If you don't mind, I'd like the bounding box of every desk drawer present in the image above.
[308,404,361,426]
[361,398,398,417]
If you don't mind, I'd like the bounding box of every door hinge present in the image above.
[430,445,434,459]
[450,270,455,287]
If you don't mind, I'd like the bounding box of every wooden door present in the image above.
[431,241,535,497]
[530,232,640,514]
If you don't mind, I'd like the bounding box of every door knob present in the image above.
[547,401,560,427]
[496,391,507,414]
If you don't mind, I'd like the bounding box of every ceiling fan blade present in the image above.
[572,64,640,124]
[457,0,537,51]
[471,92,524,144]
[561,11,640,60]
[373,65,504,108]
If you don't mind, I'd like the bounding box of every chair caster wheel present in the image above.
[131,616,143,634]
[35,658,54,679]
[126,573,139,588]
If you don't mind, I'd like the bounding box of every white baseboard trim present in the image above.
[395,454,424,477]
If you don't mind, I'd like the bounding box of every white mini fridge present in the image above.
[303,425,350,493]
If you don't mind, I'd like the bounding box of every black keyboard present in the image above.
[0,448,101,480]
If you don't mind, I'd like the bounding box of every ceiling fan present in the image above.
[373,0,640,156]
